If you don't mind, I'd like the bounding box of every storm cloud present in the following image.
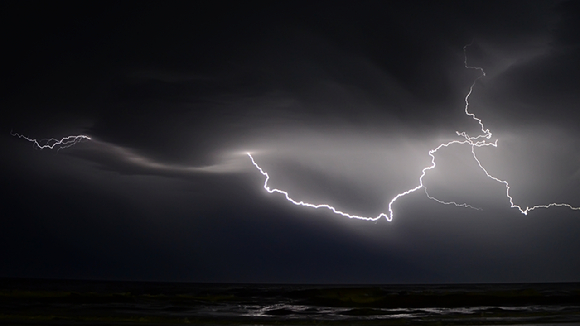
[2,0,580,283]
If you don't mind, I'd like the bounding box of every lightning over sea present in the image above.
[11,44,580,222]
[7,43,580,326]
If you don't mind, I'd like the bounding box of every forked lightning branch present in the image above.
[12,45,580,221]
[246,44,580,221]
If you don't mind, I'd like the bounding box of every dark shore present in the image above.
[1,278,580,325]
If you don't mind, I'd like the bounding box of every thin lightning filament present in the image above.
[11,131,91,150]
[248,44,580,220]
[11,45,580,220]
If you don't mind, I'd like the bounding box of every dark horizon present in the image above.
[4,275,580,286]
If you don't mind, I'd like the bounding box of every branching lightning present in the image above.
[11,44,579,220]
[11,130,91,151]
[248,44,580,221]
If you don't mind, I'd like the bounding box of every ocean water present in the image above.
[1,279,579,325]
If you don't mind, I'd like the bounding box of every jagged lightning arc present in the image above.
[248,44,580,221]
[11,130,91,150]
[10,45,580,219]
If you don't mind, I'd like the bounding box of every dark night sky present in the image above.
[2,1,580,283]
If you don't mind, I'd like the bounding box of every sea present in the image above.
[1,278,579,325]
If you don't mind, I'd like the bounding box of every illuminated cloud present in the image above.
[4,1,580,283]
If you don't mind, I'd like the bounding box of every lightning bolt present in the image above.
[248,153,389,221]
[11,45,579,219]
[10,130,91,150]
[248,43,580,221]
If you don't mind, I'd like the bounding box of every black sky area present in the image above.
[2,1,580,284]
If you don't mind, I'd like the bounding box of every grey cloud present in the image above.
[69,139,249,178]
[4,0,580,283]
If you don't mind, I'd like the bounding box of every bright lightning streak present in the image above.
[11,131,91,150]
[248,43,580,221]
[10,44,579,219]
[458,43,580,215]
[247,153,388,221]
